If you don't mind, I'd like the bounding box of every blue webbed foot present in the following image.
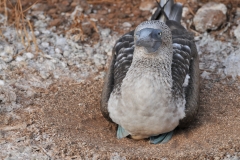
[117,125,130,139]
[150,131,174,144]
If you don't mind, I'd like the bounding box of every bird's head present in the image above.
[134,21,172,54]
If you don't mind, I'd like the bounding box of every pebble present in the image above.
[55,48,62,54]
[100,28,111,37]
[63,51,70,57]
[41,42,49,48]
[234,25,240,41]
[0,80,4,85]
[34,30,40,36]
[56,37,67,46]
[16,56,25,62]
[122,22,132,28]
[24,52,34,59]
[193,2,227,32]
[139,0,156,11]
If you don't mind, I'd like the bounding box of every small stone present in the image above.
[38,14,46,20]
[24,52,34,59]
[234,25,240,41]
[0,80,4,85]
[139,0,156,11]
[41,42,49,48]
[34,30,40,36]
[56,37,67,46]
[16,56,25,62]
[122,22,132,28]
[55,48,62,54]
[41,30,51,34]
[193,2,227,32]
[201,71,211,79]
[63,51,70,57]
[182,7,189,18]
[100,28,111,37]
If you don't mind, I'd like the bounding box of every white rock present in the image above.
[56,37,67,46]
[55,48,62,54]
[24,52,34,59]
[182,7,189,18]
[0,80,4,85]
[122,22,132,28]
[4,46,15,55]
[16,56,25,62]
[63,51,70,57]
[201,71,211,79]
[224,49,240,78]
[41,42,49,48]
[34,30,40,36]
[101,28,111,37]
[234,25,240,41]
[41,30,50,34]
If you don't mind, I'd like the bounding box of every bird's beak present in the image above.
[135,28,162,53]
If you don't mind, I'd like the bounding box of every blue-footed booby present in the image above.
[101,0,199,144]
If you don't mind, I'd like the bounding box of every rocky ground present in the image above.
[0,0,240,159]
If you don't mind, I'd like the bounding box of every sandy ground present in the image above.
[0,0,240,159]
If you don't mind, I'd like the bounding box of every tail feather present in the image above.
[169,3,183,23]
[160,0,174,18]
[151,0,183,23]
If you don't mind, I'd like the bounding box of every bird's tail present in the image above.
[151,0,183,23]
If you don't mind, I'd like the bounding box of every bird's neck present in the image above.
[124,57,172,93]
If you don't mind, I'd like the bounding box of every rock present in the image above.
[193,2,227,32]
[0,80,4,85]
[55,48,62,54]
[56,37,67,46]
[24,52,34,59]
[122,22,132,28]
[182,7,189,19]
[139,0,156,11]
[41,42,49,48]
[16,56,25,62]
[234,25,240,41]
[63,51,70,57]
[100,28,111,37]
[34,30,40,36]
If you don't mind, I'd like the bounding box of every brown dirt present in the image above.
[1,0,240,159]
[10,77,239,159]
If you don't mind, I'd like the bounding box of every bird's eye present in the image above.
[158,32,162,36]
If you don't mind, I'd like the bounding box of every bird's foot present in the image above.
[117,125,130,139]
[149,131,174,144]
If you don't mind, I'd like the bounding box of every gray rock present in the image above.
[16,56,25,62]
[234,25,240,41]
[193,2,227,32]
[24,52,34,59]
[41,42,49,48]
[101,28,111,37]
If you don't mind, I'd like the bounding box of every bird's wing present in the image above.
[101,30,134,121]
[101,0,187,123]
[166,20,199,127]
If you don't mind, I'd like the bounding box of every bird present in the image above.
[101,0,199,144]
